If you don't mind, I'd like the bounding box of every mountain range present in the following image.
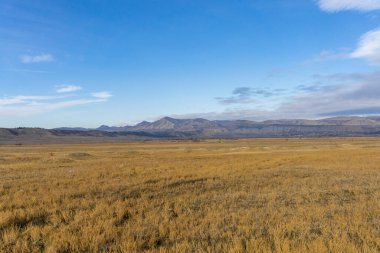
[1,116,380,144]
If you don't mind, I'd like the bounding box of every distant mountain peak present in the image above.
[161,116,175,120]
[158,116,181,123]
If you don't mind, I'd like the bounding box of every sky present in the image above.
[1,0,380,128]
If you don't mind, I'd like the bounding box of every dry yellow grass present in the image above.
[0,138,380,252]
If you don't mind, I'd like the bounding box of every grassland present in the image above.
[0,138,379,252]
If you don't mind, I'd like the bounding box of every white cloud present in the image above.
[20,54,54,64]
[0,98,107,117]
[318,0,380,12]
[350,28,380,63]
[91,91,113,99]
[0,96,56,106]
[56,85,82,93]
[46,99,107,110]
[0,89,112,117]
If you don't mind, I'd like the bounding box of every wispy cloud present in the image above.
[0,98,108,117]
[308,49,349,63]
[20,54,54,64]
[0,96,57,106]
[350,28,380,64]
[45,98,108,110]
[56,85,82,93]
[216,87,255,105]
[0,88,112,117]
[215,87,281,105]
[91,91,113,99]
[318,0,380,12]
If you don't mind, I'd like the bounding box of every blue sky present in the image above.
[1,0,380,128]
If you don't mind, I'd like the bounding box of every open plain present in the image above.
[0,138,380,252]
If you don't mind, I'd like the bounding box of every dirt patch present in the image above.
[68,152,93,159]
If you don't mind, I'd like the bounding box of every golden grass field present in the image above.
[0,138,380,253]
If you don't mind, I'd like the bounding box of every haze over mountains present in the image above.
[1,116,380,144]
